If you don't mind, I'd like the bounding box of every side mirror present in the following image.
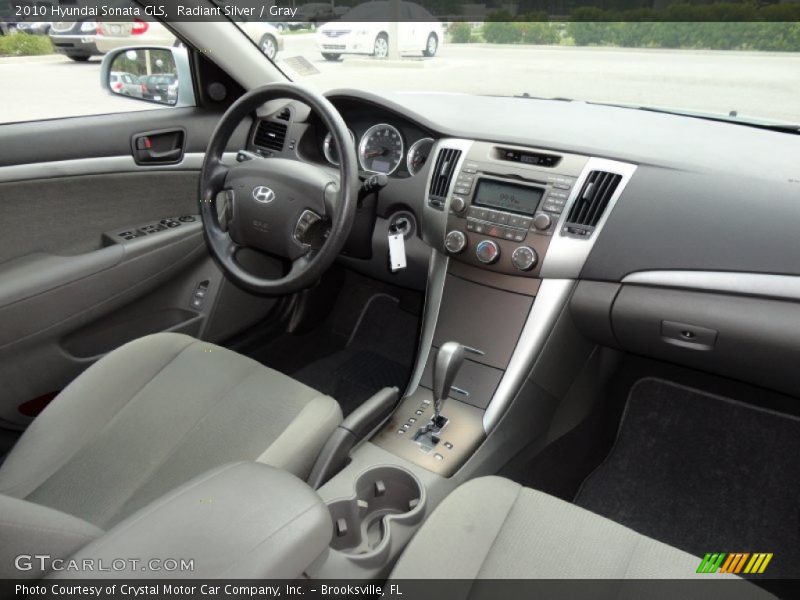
[100,46,195,107]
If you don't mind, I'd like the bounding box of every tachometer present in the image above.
[322,129,355,166]
[358,123,404,175]
[406,137,435,176]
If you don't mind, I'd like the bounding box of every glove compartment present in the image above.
[571,280,800,397]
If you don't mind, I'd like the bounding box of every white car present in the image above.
[97,19,284,61]
[316,1,442,61]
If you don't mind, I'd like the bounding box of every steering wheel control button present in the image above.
[444,230,467,254]
[533,212,553,231]
[512,246,538,271]
[450,196,466,214]
[294,210,322,243]
[476,240,500,264]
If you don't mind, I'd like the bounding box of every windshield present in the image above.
[221,0,800,127]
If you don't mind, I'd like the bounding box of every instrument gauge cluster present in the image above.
[320,121,435,177]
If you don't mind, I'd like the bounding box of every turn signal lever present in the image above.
[360,172,388,196]
[431,341,465,428]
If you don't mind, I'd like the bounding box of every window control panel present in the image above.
[106,215,198,243]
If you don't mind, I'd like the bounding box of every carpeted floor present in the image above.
[575,377,800,579]
[251,293,420,416]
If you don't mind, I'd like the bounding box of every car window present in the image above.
[0,0,186,124]
[230,0,800,128]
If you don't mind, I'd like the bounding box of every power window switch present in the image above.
[190,280,210,310]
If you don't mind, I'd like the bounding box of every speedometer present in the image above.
[358,124,404,175]
[322,129,355,166]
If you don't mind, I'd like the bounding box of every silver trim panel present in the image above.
[622,270,800,302]
[541,157,637,279]
[483,278,575,433]
[420,138,474,249]
[405,249,449,397]
[0,153,239,183]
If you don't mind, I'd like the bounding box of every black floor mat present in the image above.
[292,294,418,415]
[575,378,800,579]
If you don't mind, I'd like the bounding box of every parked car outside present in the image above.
[140,72,177,104]
[315,1,443,61]
[48,20,101,61]
[96,19,284,61]
[13,20,50,35]
[109,70,142,98]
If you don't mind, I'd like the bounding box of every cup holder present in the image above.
[327,465,425,557]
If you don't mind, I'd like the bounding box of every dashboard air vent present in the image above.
[428,147,462,209]
[276,108,291,121]
[564,170,622,236]
[254,120,287,152]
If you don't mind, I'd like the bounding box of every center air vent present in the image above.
[428,147,462,210]
[254,120,287,152]
[564,170,622,237]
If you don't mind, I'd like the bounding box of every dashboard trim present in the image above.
[540,157,637,280]
[483,278,575,433]
[420,138,475,248]
[621,270,800,302]
[405,249,450,397]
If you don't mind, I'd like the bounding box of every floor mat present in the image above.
[291,294,419,416]
[575,377,800,579]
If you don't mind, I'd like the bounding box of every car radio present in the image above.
[440,144,583,277]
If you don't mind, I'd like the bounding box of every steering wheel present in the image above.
[199,83,359,295]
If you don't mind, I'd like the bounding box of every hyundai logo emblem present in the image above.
[252,186,275,204]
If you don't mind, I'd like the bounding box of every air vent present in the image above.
[428,147,462,210]
[254,120,287,152]
[276,108,291,121]
[564,170,622,236]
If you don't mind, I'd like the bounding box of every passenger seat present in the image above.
[391,476,765,583]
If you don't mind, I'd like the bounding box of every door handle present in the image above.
[132,128,185,165]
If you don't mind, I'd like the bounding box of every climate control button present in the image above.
[444,230,467,254]
[511,246,538,271]
[476,240,500,264]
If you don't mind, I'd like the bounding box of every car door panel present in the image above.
[0,109,280,427]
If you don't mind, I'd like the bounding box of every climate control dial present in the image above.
[445,230,467,254]
[511,246,538,271]
[476,240,500,264]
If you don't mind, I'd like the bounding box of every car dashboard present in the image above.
[244,89,800,457]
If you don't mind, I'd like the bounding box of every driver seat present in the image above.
[0,333,342,529]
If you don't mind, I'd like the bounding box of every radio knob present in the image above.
[450,196,466,213]
[444,230,467,254]
[533,213,552,231]
[511,246,538,271]
[476,240,500,264]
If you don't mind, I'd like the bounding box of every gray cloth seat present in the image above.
[0,332,342,530]
[391,476,766,585]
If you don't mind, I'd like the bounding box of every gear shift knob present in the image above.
[433,341,465,420]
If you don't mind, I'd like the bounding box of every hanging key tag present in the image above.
[388,232,407,272]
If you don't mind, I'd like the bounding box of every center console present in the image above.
[314,139,636,579]
[432,142,586,278]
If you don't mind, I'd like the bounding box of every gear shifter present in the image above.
[414,342,465,448]
[432,341,465,427]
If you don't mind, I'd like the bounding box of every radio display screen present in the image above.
[473,179,544,215]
